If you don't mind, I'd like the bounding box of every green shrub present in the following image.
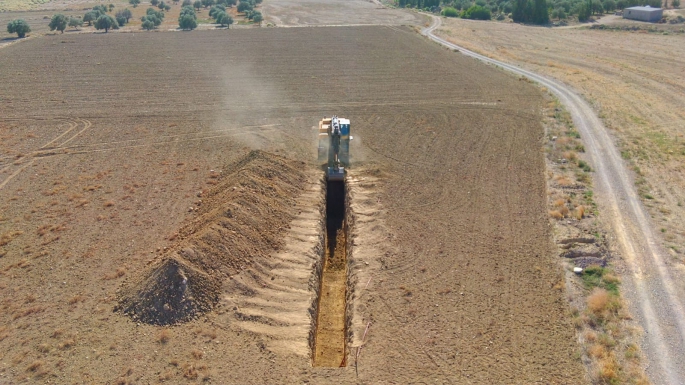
[461,4,492,19]
[68,17,83,29]
[441,6,459,16]
[582,265,619,295]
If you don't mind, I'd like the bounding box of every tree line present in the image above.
[6,0,263,38]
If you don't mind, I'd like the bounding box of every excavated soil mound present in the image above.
[117,150,310,325]
[117,257,221,325]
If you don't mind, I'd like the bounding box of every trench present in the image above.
[312,180,348,367]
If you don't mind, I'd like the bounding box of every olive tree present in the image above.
[7,19,31,38]
[49,14,69,33]
[237,0,254,12]
[179,5,197,29]
[129,0,141,7]
[215,11,233,26]
[69,17,83,29]
[116,8,133,22]
[94,14,116,32]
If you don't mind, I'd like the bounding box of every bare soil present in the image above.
[262,0,426,26]
[1,26,584,383]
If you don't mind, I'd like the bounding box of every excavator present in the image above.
[318,116,351,182]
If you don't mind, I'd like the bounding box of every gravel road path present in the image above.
[422,15,685,385]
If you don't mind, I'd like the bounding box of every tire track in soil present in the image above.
[422,15,685,384]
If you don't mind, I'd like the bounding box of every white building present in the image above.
[623,6,663,22]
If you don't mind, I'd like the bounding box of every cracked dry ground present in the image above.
[0,27,585,383]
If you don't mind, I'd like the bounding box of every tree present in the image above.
[83,11,96,25]
[142,19,155,29]
[49,14,69,33]
[116,8,133,22]
[109,3,115,12]
[209,4,226,17]
[151,0,159,5]
[93,5,108,14]
[179,5,197,29]
[179,14,197,29]
[69,17,83,29]
[603,0,616,11]
[512,0,548,23]
[144,7,165,25]
[141,14,162,26]
[158,0,166,9]
[7,19,30,38]
[202,0,215,7]
[673,0,680,7]
[237,0,254,12]
[441,6,459,16]
[215,11,233,26]
[129,0,141,7]
[116,16,126,26]
[95,14,116,32]
[182,0,192,6]
[461,4,492,18]
[252,11,262,23]
[180,5,197,17]
[532,0,549,22]
[193,0,202,9]
[576,1,591,21]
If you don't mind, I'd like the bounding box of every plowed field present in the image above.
[0,27,585,383]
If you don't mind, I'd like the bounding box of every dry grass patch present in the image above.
[26,360,43,372]
[158,329,171,344]
[103,267,126,280]
[0,230,23,246]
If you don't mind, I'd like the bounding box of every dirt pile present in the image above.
[117,150,310,325]
[117,258,221,325]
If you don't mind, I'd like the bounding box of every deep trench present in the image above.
[312,180,348,367]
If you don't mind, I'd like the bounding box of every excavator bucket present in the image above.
[327,167,345,182]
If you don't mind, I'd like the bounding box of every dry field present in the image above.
[436,18,685,267]
[1,26,584,383]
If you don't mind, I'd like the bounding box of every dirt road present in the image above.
[423,15,685,385]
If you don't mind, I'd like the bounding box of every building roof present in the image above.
[625,5,663,11]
